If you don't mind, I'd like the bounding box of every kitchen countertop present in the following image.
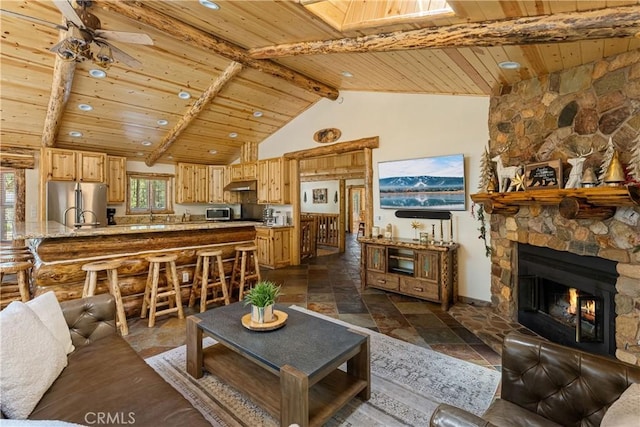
[12,220,263,240]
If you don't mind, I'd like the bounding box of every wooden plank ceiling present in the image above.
[1,0,639,165]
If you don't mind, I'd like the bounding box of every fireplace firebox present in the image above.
[517,244,617,357]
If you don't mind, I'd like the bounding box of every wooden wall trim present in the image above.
[283,137,379,160]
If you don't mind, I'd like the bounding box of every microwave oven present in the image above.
[205,207,232,221]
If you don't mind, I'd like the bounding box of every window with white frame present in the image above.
[127,172,173,215]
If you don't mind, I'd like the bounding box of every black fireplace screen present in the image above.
[520,276,603,343]
[517,244,617,357]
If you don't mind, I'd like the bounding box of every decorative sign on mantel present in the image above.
[525,160,562,190]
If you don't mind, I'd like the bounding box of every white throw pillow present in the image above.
[0,301,68,419]
[601,383,640,427]
[26,291,75,354]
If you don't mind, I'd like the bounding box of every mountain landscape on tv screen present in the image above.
[379,176,464,193]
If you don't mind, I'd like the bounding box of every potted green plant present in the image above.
[244,280,281,324]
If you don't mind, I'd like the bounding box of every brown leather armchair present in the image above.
[430,332,640,427]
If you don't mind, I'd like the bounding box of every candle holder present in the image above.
[430,224,436,245]
[439,220,444,245]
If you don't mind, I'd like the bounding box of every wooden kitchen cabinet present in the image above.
[208,166,225,203]
[255,226,291,269]
[106,155,126,203]
[229,162,257,181]
[257,157,290,204]
[360,238,458,310]
[44,148,106,182]
[176,162,209,203]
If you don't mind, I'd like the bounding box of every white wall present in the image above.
[260,91,492,302]
[301,181,340,214]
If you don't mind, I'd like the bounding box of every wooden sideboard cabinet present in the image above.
[359,238,458,310]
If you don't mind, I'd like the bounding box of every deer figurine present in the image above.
[565,147,594,189]
[491,153,520,192]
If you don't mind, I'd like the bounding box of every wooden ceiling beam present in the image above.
[145,61,243,167]
[98,0,339,100]
[41,30,76,147]
[249,5,640,58]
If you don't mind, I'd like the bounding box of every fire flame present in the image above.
[568,288,595,317]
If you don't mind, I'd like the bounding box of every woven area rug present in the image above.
[145,306,500,427]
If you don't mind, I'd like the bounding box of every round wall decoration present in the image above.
[313,128,341,143]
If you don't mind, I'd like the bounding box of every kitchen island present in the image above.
[14,221,261,316]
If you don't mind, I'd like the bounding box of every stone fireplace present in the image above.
[485,50,640,365]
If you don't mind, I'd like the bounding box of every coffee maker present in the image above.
[106,208,116,225]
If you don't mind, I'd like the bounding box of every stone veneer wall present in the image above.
[486,50,640,364]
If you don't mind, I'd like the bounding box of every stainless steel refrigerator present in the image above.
[47,182,108,228]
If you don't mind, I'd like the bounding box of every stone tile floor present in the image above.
[124,234,534,372]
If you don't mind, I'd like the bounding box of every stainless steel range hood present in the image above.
[223,180,257,191]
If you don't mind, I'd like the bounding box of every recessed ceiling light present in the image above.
[253,111,263,118]
[199,0,220,10]
[178,91,191,99]
[78,103,93,111]
[228,132,238,138]
[69,131,83,137]
[498,61,521,70]
[157,119,168,126]
[89,69,106,78]
[142,141,152,146]
[167,155,174,159]
[136,152,144,156]
[341,71,354,78]
[209,149,217,155]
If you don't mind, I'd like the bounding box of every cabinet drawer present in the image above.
[400,277,439,300]
[367,271,398,291]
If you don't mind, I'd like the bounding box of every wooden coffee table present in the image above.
[186,303,370,427]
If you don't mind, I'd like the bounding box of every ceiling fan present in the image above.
[1,0,153,68]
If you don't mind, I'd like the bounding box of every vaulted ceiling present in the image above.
[1,0,639,166]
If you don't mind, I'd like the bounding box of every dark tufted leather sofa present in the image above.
[25,294,210,425]
[430,332,640,427]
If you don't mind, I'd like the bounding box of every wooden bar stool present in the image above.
[188,249,229,312]
[141,254,184,327]
[229,245,261,300]
[0,261,32,309]
[81,260,128,336]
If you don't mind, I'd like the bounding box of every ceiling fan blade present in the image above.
[0,8,68,30]
[52,0,85,28]
[101,41,143,68]
[94,30,154,45]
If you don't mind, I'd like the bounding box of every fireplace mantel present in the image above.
[471,186,640,219]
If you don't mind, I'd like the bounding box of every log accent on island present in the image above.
[30,226,257,317]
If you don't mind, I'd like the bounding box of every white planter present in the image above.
[251,304,275,323]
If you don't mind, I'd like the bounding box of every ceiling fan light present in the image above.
[93,44,114,69]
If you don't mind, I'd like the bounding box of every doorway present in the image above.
[348,185,365,234]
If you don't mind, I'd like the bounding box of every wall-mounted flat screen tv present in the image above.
[378,154,466,210]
